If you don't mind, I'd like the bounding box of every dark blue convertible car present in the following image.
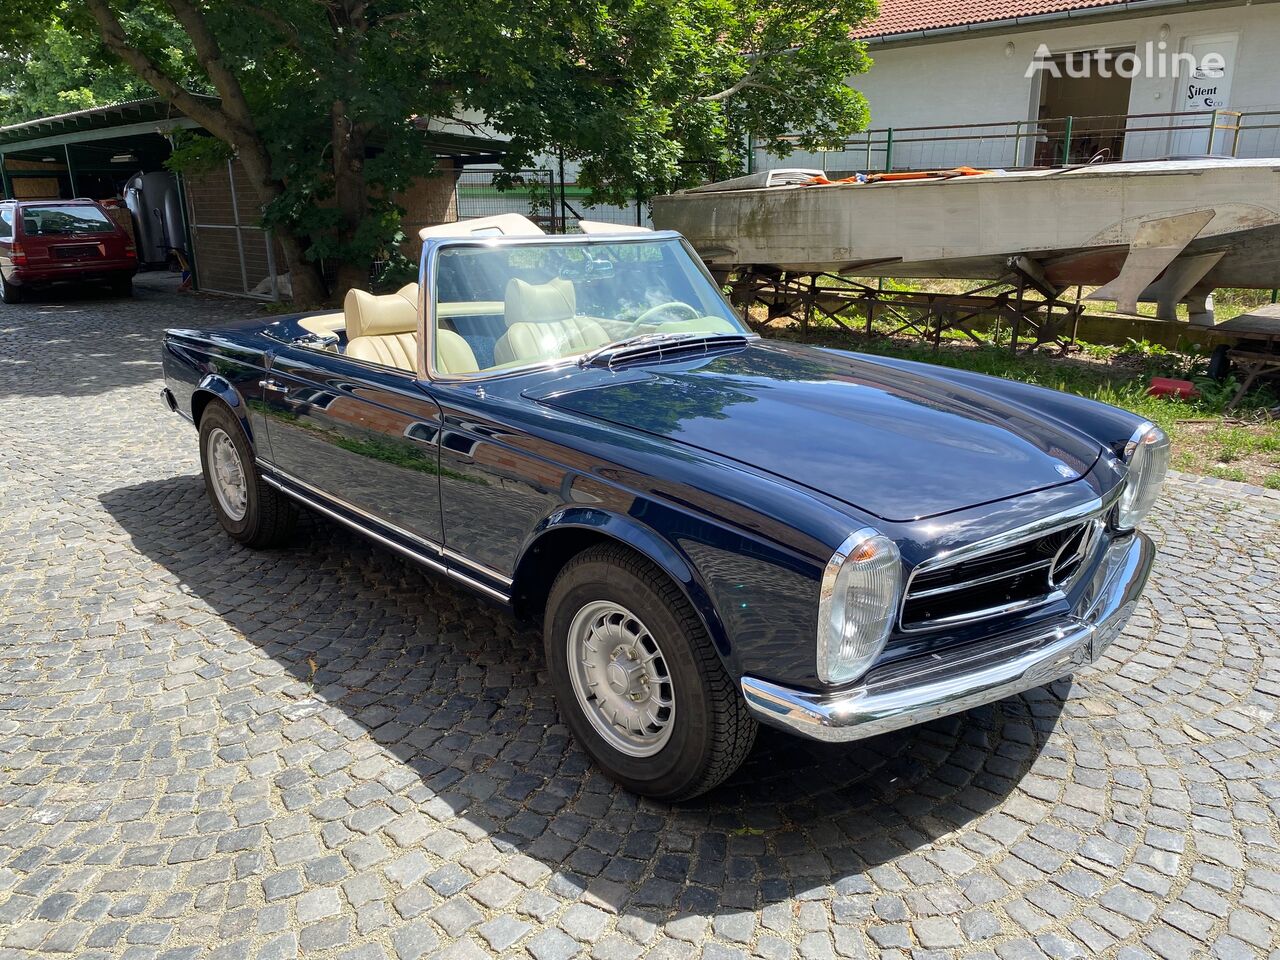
[161,214,1167,799]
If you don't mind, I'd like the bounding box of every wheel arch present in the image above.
[510,508,733,664]
[192,375,260,452]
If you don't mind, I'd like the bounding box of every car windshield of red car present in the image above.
[21,205,115,236]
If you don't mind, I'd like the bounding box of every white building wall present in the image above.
[761,1,1280,173]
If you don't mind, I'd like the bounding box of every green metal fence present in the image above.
[777,109,1280,175]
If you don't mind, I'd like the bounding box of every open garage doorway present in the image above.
[1033,48,1135,165]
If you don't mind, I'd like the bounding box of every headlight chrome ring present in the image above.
[1114,421,1171,531]
[817,528,902,685]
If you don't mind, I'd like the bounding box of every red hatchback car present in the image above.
[0,198,137,303]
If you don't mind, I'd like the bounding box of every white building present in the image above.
[761,0,1280,174]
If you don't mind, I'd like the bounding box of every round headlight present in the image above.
[817,528,902,684]
[1114,422,1171,531]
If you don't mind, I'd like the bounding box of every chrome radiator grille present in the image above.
[900,518,1101,632]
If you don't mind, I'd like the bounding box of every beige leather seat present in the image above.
[344,289,478,375]
[493,278,607,367]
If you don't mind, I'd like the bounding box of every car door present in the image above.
[256,345,447,546]
[430,380,571,582]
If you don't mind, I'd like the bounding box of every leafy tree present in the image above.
[6,0,875,306]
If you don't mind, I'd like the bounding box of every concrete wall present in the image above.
[761,1,1280,172]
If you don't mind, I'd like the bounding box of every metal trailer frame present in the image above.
[726,264,1085,355]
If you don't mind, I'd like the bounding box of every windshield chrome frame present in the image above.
[415,231,752,384]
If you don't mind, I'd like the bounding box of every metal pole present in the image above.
[64,143,78,198]
[1206,108,1218,155]
[884,128,894,172]
[0,153,9,199]
[557,148,567,234]
[226,159,250,296]
[1061,117,1074,165]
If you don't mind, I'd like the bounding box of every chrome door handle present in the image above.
[258,379,289,394]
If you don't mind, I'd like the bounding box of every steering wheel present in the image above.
[623,301,701,335]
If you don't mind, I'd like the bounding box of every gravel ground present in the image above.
[1,277,1279,960]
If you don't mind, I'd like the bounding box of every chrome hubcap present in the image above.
[566,601,674,757]
[207,427,248,522]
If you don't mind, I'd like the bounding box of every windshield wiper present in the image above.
[578,331,742,368]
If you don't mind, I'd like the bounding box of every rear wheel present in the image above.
[0,273,22,304]
[198,401,297,547]
[544,544,757,800]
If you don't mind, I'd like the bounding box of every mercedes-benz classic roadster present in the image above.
[161,214,1167,800]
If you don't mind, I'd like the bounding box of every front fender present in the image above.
[193,373,260,451]
[516,505,735,668]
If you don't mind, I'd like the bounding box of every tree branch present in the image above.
[163,0,258,136]
[702,75,777,102]
[232,2,304,51]
[83,0,240,143]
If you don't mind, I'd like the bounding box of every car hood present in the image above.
[527,340,1102,522]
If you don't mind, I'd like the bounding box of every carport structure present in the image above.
[0,98,506,300]
[0,97,201,203]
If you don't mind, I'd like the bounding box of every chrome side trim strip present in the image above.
[255,460,513,588]
[441,546,513,585]
[259,468,511,603]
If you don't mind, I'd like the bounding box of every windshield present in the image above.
[431,237,747,375]
[20,204,116,236]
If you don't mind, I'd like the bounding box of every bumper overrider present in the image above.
[741,531,1155,742]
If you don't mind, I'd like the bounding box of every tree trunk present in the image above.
[232,147,328,308]
[331,101,371,301]
[85,0,328,309]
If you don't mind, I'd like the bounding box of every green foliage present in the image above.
[163,130,232,176]
[1116,337,1208,380]
[0,7,204,124]
[3,0,877,285]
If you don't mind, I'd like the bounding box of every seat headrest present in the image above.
[395,282,419,306]
[504,278,576,326]
[344,288,418,340]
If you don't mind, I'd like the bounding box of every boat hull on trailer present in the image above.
[652,158,1280,318]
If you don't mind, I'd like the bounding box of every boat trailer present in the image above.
[726,257,1088,354]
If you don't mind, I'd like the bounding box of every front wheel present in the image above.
[198,401,297,547]
[544,544,757,800]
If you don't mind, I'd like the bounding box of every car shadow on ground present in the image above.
[100,474,1071,920]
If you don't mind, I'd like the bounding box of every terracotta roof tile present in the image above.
[853,0,1129,39]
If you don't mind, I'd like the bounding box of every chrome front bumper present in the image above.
[741,531,1154,743]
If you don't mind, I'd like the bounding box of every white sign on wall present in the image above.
[1179,33,1238,111]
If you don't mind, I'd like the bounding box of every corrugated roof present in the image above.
[853,0,1131,39]
[0,97,209,147]
[0,97,505,159]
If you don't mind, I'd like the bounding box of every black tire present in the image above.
[1,273,22,304]
[1207,343,1232,382]
[544,544,757,800]
[198,401,297,548]
[111,275,133,297]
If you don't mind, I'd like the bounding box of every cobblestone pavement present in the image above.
[2,281,1279,960]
